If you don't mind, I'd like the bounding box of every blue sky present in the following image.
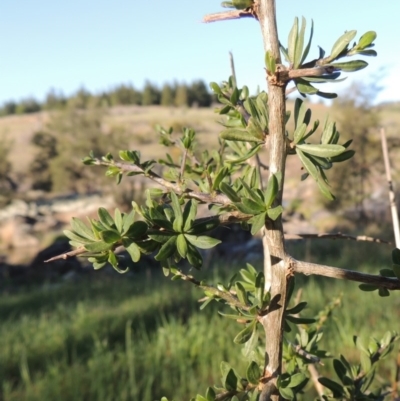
[1,1,399,104]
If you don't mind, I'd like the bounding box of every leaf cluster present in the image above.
[289,98,354,199]
[275,18,377,98]
[318,331,398,400]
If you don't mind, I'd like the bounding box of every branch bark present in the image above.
[258,1,289,399]
[291,258,400,290]
[380,127,400,248]
[203,8,255,23]
[284,232,391,244]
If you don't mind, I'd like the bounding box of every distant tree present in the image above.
[30,131,59,191]
[67,87,92,109]
[15,97,41,114]
[0,101,17,116]
[188,79,212,107]
[141,81,160,106]
[0,135,16,206]
[44,89,67,110]
[161,83,174,106]
[42,103,129,194]
[110,84,141,106]
[174,83,188,107]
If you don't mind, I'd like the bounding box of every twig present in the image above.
[287,341,322,365]
[284,232,391,244]
[203,9,255,23]
[308,364,325,399]
[291,257,400,290]
[174,270,251,311]
[92,158,232,205]
[287,66,336,80]
[380,127,400,248]
[45,211,252,263]
[290,288,324,399]
[45,247,87,262]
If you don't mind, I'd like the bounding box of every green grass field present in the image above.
[1,252,400,401]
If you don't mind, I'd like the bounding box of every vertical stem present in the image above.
[380,128,400,248]
[258,0,289,399]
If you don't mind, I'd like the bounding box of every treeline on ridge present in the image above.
[0,79,213,117]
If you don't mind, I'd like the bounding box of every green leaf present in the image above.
[124,221,148,238]
[64,230,93,245]
[333,359,347,380]
[188,218,220,235]
[286,301,307,315]
[392,264,400,280]
[205,387,216,401]
[220,129,262,143]
[321,121,335,144]
[329,150,355,163]
[170,192,183,232]
[300,19,314,65]
[84,241,113,253]
[354,335,369,355]
[100,229,121,244]
[234,322,255,344]
[379,287,390,297]
[183,200,198,232]
[293,123,307,145]
[294,17,306,68]
[297,144,345,158]
[267,206,283,221]
[328,30,357,61]
[98,207,115,229]
[359,284,378,292]
[264,174,279,208]
[295,79,318,95]
[392,248,400,265]
[114,209,123,233]
[317,179,335,200]
[241,198,266,214]
[356,31,377,50]
[122,210,135,234]
[296,149,318,181]
[288,372,307,388]
[328,60,368,72]
[225,143,263,165]
[288,17,298,65]
[154,235,177,261]
[356,49,377,57]
[125,242,141,262]
[176,234,188,258]
[223,368,238,391]
[219,182,241,202]
[246,361,261,385]
[249,212,267,235]
[279,387,295,400]
[185,234,221,249]
[318,377,344,398]
[380,268,396,278]
[235,281,249,306]
[71,218,96,240]
[186,242,203,269]
[210,82,222,95]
